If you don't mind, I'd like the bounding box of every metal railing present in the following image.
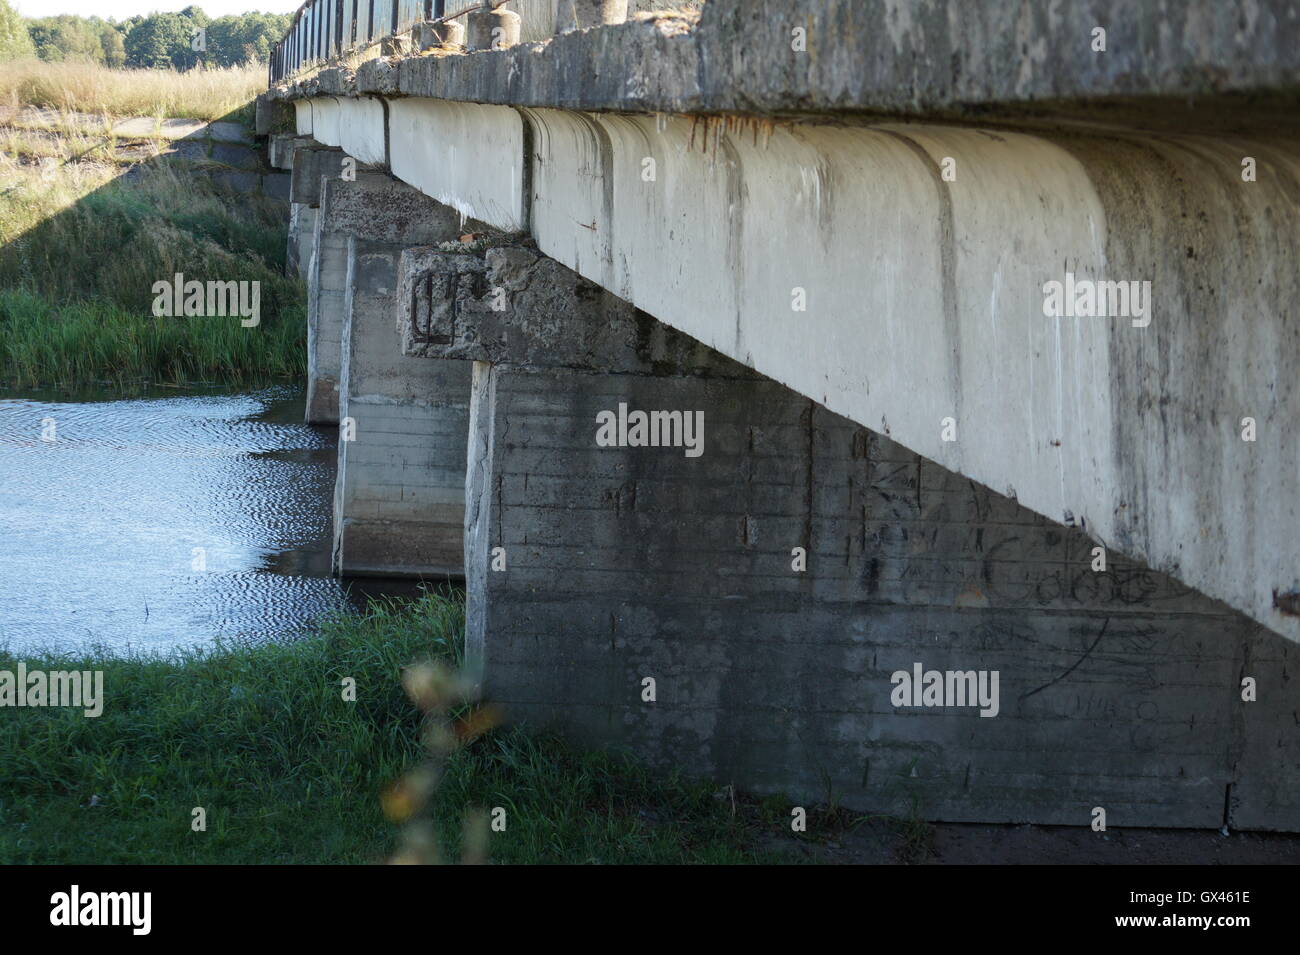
[268,0,648,85]
[269,0,460,85]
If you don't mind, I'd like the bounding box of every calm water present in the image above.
[0,385,366,654]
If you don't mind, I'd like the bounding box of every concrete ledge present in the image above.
[273,0,1299,130]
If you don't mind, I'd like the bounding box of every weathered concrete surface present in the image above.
[388,99,525,230]
[287,201,317,279]
[271,1,1300,826]
[269,133,311,170]
[289,143,347,206]
[255,94,292,136]
[293,92,1300,644]
[311,169,478,523]
[335,237,471,578]
[399,242,1297,829]
[273,0,1299,127]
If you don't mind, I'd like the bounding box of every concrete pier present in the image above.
[398,241,1296,829]
[286,143,346,287]
[316,171,479,577]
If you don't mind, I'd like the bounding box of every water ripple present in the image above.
[0,385,354,655]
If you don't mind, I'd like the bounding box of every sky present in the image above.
[13,0,301,17]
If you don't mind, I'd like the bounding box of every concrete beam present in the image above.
[387,99,526,230]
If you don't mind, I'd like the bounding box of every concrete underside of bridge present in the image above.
[271,0,1299,829]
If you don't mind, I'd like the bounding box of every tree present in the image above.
[27,15,107,63]
[123,12,194,70]
[99,23,126,68]
[205,12,291,67]
[0,0,36,61]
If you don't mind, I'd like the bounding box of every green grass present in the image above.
[0,594,798,864]
[0,289,304,388]
[0,126,305,390]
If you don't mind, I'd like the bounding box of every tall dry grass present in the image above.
[0,58,266,123]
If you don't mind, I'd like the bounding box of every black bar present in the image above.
[6,866,1288,941]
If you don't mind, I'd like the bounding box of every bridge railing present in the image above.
[269,0,467,86]
[269,1,663,86]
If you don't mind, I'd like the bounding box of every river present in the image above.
[0,384,409,655]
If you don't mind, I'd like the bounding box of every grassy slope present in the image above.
[0,595,799,864]
[0,63,303,389]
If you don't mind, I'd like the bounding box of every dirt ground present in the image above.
[764,818,1300,864]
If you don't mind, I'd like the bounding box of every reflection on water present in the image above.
[0,384,400,654]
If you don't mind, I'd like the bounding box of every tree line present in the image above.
[0,2,293,69]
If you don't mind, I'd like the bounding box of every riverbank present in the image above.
[0,71,303,391]
[0,593,801,864]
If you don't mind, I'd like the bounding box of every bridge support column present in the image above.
[297,146,352,423]
[323,173,476,577]
[287,143,345,285]
[397,242,1291,830]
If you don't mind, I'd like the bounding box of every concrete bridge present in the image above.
[259,0,1300,830]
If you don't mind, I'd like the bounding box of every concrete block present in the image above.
[414,20,464,50]
[397,243,734,374]
[211,170,258,194]
[209,120,255,144]
[212,142,259,170]
[261,172,292,202]
[254,95,291,136]
[467,9,521,51]
[555,0,628,33]
[269,133,311,170]
[289,144,347,207]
